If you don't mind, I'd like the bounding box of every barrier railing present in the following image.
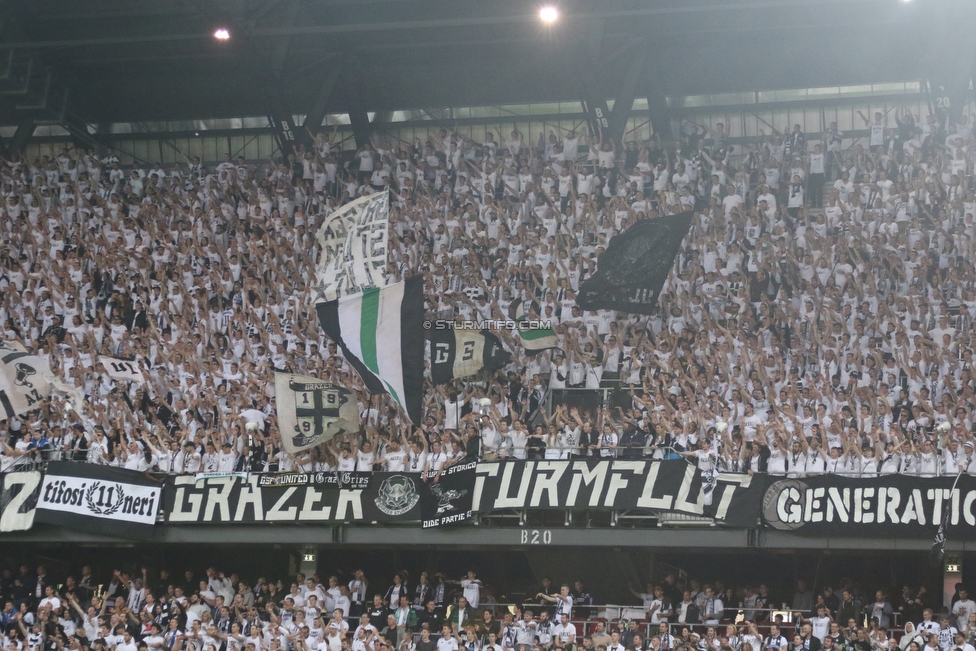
[413,605,905,639]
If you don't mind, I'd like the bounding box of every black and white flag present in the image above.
[430,328,511,385]
[34,462,162,538]
[98,356,146,383]
[576,212,693,315]
[312,191,389,304]
[422,460,477,528]
[0,341,83,418]
[274,373,360,454]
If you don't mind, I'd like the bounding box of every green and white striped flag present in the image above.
[315,276,424,423]
[515,303,558,354]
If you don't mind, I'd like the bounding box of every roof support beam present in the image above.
[572,11,644,145]
[301,68,341,134]
[572,13,609,140]
[922,1,976,126]
[270,0,301,75]
[646,60,674,142]
[266,87,307,160]
[258,0,314,160]
[341,71,373,149]
[4,117,36,153]
[605,52,645,144]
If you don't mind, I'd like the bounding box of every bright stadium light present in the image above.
[213,27,231,40]
[539,6,559,23]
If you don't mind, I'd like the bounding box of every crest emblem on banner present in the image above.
[374,475,420,516]
[14,363,36,388]
[431,482,468,514]
[85,482,126,516]
[287,381,352,448]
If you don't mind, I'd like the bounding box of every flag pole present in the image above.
[930,469,964,567]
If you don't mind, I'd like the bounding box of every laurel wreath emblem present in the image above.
[84,482,126,516]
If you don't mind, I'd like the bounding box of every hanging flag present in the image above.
[33,462,162,539]
[421,460,477,528]
[0,471,41,532]
[930,471,964,567]
[312,191,390,304]
[274,373,360,454]
[0,341,83,419]
[515,303,558,354]
[430,328,511,385]
[576,211,693,315]
[315,276,424,423]
[98,356,146,384]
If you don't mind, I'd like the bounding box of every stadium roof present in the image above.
[1,0,974,127]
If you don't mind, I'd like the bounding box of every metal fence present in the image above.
[414,604,905,640]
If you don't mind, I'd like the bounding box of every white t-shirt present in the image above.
[553,623,576,645]
[437,637,459,651]
[953,599,976,631]
[461,579,481,608]
[870,123,885,146]
[809,153,825,175]
[649,598,670,624]
[810,616,830,641]
[384,450,408,472]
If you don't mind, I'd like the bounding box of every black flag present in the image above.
[430,328,511,385]
[930,471,963,568]
[577,212,693,315]
[421,460,477,527]
[930,516,947,568]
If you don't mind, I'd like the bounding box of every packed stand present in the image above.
[2,108,976,478]
[0,563,972,651]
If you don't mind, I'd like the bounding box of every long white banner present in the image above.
[312,191,389,304]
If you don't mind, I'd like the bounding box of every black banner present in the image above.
[473,459,703,513]
[0,471,41,532]
[703,473,768,528]
[576,212,693,315]
[34,462,163,538]
[164,472,425,524]
[13,463,976,539]
[430,328,511,385]
[422,461,477,527]
[761,474,976,535]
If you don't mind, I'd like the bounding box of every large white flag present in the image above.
[274,373,360,454]
[0,341,83,419]
[312,191,389,304]
[98,356,146,383]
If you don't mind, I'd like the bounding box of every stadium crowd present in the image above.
[3,106,976,478]
[0,562,972,651]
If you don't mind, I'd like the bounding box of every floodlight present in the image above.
[539,6,559,23]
